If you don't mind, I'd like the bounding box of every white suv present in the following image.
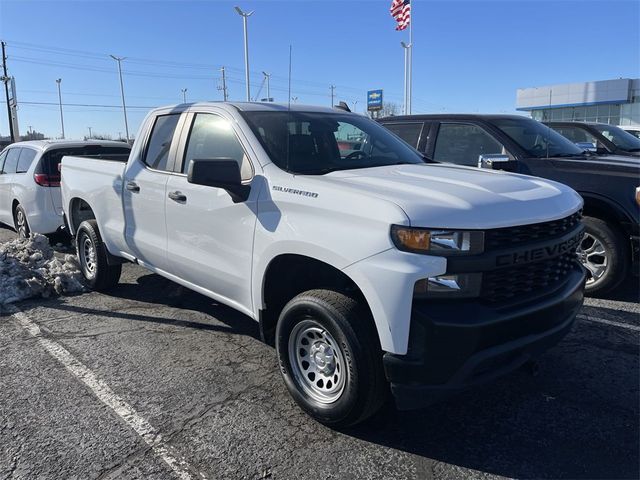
[0,140,131,237]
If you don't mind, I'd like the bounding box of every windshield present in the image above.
[488,117,584,158]
[241,111,425,174]
[591,124,640,152]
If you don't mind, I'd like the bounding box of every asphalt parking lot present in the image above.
[1,226,638,480]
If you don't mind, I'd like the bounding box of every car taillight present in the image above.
[34,173,61,187]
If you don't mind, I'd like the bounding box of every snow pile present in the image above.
[0,234,85,304]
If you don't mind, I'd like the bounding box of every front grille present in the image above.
[481,252,579,305]
[484,211,582,251]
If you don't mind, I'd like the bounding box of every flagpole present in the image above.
[408,0,413,114]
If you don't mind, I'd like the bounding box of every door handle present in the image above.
[125,181,140,192]
[168,191,187,202]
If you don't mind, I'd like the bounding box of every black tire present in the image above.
[275,289,387,427]
[579,216,629,296]
[13,204,30,239]
[76,219,122,291]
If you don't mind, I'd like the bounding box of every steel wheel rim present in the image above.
[577,232,609,286]
[16,209,27,238]
[79,235,97,277]
[288,319,347,404]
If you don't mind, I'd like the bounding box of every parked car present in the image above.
[545,121,640,158]
[620,125,640,139]
[61,103,585,427]
[0,140,131,237]
[379,114,640,295]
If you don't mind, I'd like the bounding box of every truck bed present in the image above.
[61,155,129,256]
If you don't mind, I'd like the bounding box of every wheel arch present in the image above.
[581,192,633,227]
[258,253,376,346]
[67,197,97,236]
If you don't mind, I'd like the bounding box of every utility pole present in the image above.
[87,126,92,139]
[181,88,188,103]
[330,85,336,107]
[235,6,254,102]
[262,71,271,101]
[1,41,15,142]
[56,78,65,139]
[110,55,130,143]
[220,67,228,101]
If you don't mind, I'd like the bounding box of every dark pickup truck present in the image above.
[545,121,640,158]
[379,114,640,295]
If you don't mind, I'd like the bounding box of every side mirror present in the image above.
[478,154,517,171]
[187,159,251,202]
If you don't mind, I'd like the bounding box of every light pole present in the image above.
[110,55,130,143]
[87,126,92,139]
[262,71,271,101]
[181,88,188,103]
[291,96,298,103]
[55,78,65,139]
[401,41,410,116]
[235,6,254,102]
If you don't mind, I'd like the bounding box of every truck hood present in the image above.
[551,154,640,172]
[321,163,583,229]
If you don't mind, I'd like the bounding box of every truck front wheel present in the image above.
[275,289,387,427]
[76,220,122,291]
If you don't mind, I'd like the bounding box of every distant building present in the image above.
[516,78,639,127]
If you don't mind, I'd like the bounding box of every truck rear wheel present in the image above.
[275,289,387,427]
[578,216,629,295]
[76,219,121,291]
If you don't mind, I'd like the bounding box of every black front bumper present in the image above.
[384,268,585,410]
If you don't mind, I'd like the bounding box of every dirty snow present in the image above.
[0,234,85,304]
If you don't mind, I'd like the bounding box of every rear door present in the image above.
[0,148,21,224]
[122,113,183,271]
[382,122,424,149]
[164,109,257,311]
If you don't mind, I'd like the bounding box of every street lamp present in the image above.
[55,78,65,139]
[262,71,271,101]
[235,6,254,102]
[401,41,411,116]
[110,55,130,143]
[181,88,188,103]
[87,126,92,139]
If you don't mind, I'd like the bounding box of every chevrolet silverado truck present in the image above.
[61,103,585,426]
[380,114,640,295]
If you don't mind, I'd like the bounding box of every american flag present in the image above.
[390,0,411,31]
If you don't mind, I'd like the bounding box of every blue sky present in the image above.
[0,0,638,140]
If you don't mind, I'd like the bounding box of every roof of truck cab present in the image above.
[378,114,531,122]
[4,139,131,152]
[158,101,353,114]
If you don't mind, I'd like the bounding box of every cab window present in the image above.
[382,123,423,148]
[553,125,598,146]
[144,114,181,171]
[434,123,511,166]
[182,113,252,180]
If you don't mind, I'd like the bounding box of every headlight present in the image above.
[635,186,640,206]
[413,273,482,299]
[391,225,484,255]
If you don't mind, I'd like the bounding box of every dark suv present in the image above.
[546,121,640,158]
[379,114,639,295]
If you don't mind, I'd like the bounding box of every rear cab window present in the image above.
[144,114,182,171]
[40,145,132,177]
[382,122,423,148]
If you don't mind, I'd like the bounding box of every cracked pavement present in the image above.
[0,227,638,480]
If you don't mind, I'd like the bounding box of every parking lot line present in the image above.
[578,315,640,332]
[8,305,205,480]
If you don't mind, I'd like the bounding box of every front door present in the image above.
[122,113,182,271]
[0,148,21,225]
[165,111,257,311]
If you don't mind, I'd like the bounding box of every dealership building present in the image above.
[516,78,640,127]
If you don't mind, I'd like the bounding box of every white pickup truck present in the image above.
[61,102,586,426]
